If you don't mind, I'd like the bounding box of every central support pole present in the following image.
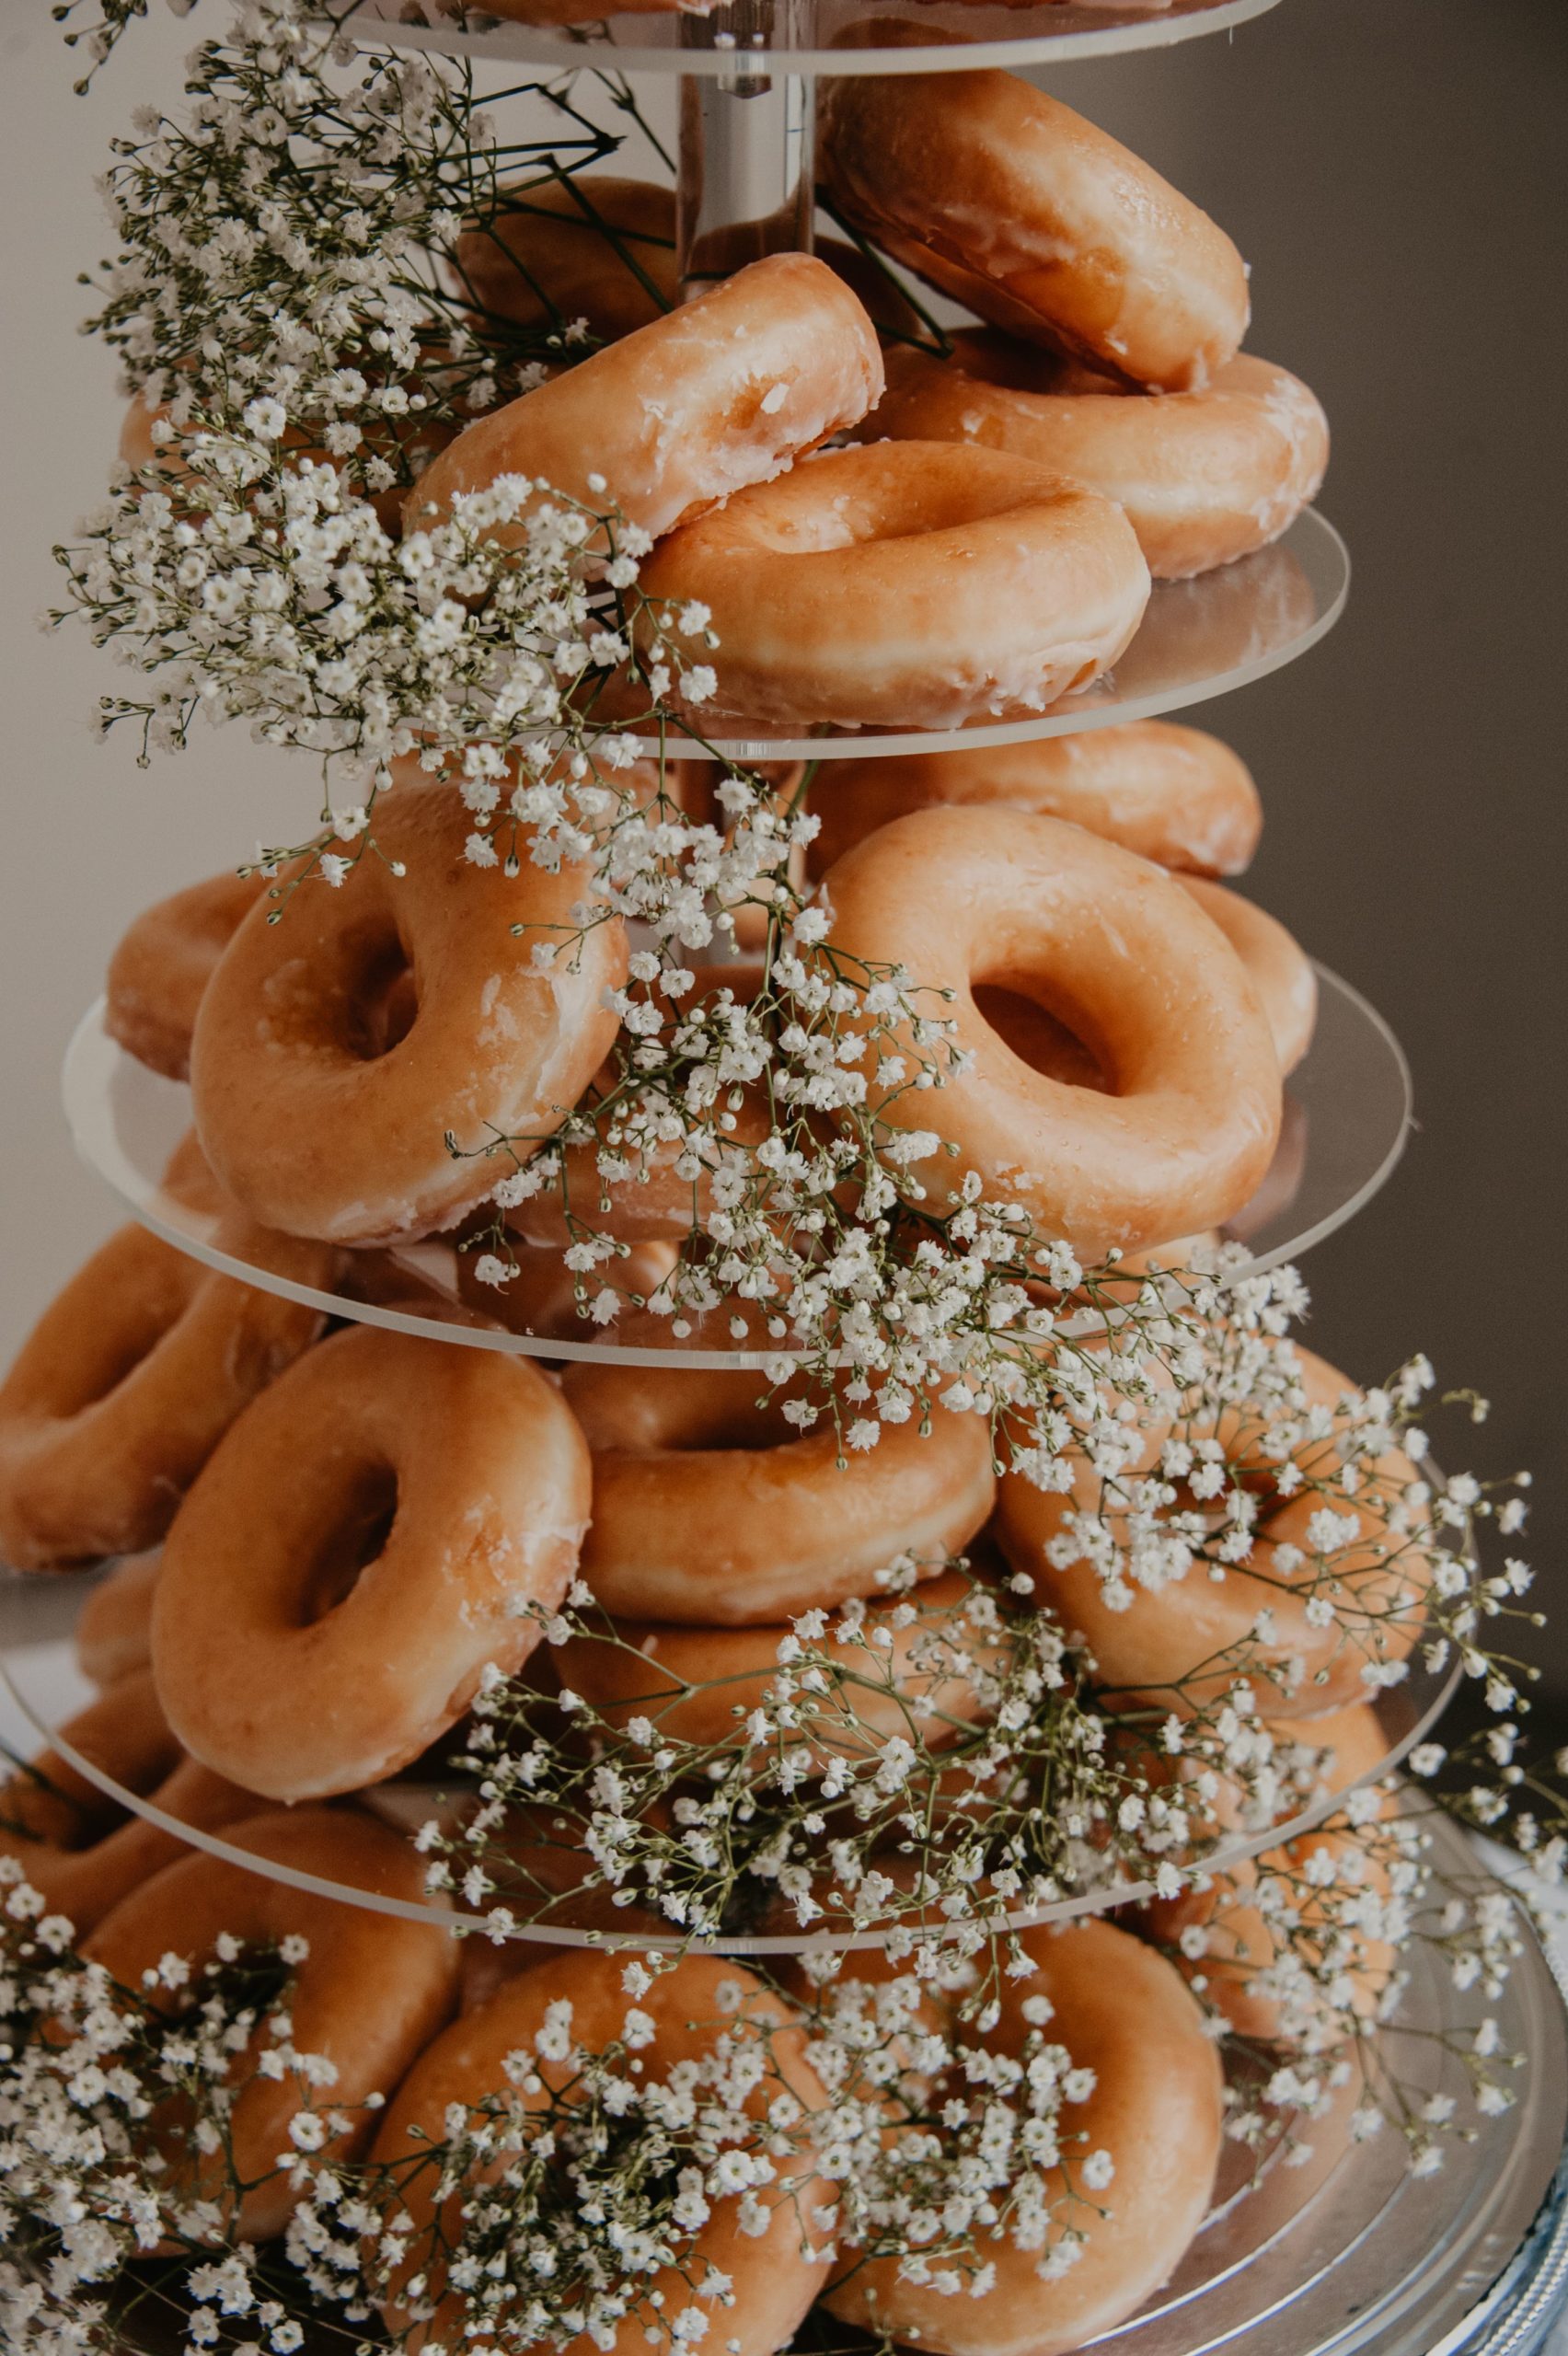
[677,0,813,293]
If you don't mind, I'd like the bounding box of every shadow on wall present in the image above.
[1022,0,1568,1695]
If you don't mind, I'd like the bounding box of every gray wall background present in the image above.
[2,5,1565,1680]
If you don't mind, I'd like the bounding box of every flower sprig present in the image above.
[417,1567,1323,1946]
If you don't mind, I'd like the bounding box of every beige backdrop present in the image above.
[3,5,1565,1673]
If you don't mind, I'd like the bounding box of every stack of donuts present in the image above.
[0,71,1390,2356]
[133,71,1325,732]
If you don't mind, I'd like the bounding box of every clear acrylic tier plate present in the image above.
[61,953,1411,1370]
[346,0,1286,79]
[0,1593,1458,1950]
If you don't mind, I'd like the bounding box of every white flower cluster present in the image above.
[55,0,704,782]
[422,1562,1337,1946]
[802,1963,1116,2291]
[61,445,706,777]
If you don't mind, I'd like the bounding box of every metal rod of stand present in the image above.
[677,0,813,292]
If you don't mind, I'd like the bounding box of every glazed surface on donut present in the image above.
[561,1357,996,1623]
[371,1949,830,2356]
[557,1564,1009,1762]
[105,868,265,1080]
[190,769,626,1245]
[639,441,1149,731]
[825,1916,1224,2356]
[85,1807,457,2242]
[1181,876,1318,1076]
[152,1325,591,1800]
[0,1220,330,1569]
[821,804,1281,1259]
[809,722,1262,881]
[860,337,1330,579]
[997,1345,1432,1714]
[407,251,882,548]
[818,71,1250,392]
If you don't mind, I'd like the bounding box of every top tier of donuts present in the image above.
[342,65,1329,749]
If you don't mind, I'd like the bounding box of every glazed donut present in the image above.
[556,1565,1009,1764]
[820,805,1280,1259]
[1146,1709,1397,2042]
[640,443,1149,732]
[820,72,1249,392]
[997,1346,1432,1715]
[190,769,627,1246]
[560,1357,996,1623]
[75,1550,160,1686]
[0,1220,332,1570]
[1181,877,1317,1076]
[84,1807,458,2243]
[105,869,266,1081]
[859,338,1328,580]
[369,1950,831,2356]
[406,252,882,549]
[809,723,1261,882]
[455,1235,679,1334]
[0,1672,256,1933]
[508,963,775,1249]
[825,1916,1223,2356]
[152,1325,591,1802]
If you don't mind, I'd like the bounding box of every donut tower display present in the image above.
[3,2,1566,2350]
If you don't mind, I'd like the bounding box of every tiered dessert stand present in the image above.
[4,1,1566,2348]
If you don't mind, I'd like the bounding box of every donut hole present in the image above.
[340,934,419,1062]
[664,1396,801,1454]
[298,1461,399,1623]
[973,980,1110,1093]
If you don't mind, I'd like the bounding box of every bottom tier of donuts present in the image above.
[0,1693,1563,2356]
[1,1141,1557,2351]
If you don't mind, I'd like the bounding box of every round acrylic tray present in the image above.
[0,1600,1458,1952]
[347,0,1286,80]
[62,953,1412,1372]
[630,512,1347,764]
